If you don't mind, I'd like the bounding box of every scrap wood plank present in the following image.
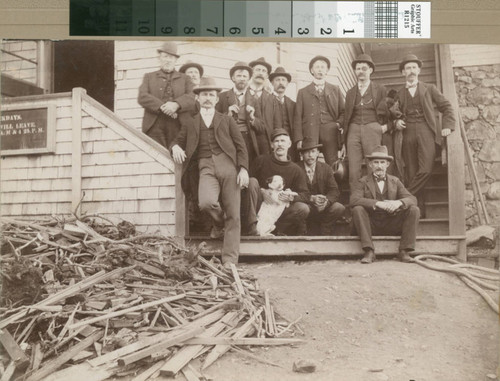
[230,264,245,295]
[159,312,243,377]
[187,337,305,346]
[0,329,29,370]
[162,302,188,324]
[133,260,165,277]
[0,362,15,381]
[38,362,117,381]
[181,364,202,381]
[69,294,186,330]
[25,330,104,381]
[30,343,43,372]
[130,360,167,381]
[117,326,205,366]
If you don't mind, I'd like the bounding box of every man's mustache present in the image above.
[255,74,265,79]
[277,85,286,90]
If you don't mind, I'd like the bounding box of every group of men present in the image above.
[138,42,456,266]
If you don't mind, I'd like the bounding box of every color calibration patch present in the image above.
[70,1,431,39]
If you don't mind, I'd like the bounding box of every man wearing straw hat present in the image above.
[350,145,420,264]
[394,53,455,216]
[171,77,249,266]
[294,55,345,166]
[343,53,391,190]
[138,42,196,148]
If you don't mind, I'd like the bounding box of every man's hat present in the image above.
[309,55,331,71]
[298,137,323,152]
[399,53,423,72]
[351,53,376,72]
[366,145,393,161]
[249,57,272,73]
[193,77,222,94]
[270,128,290,141]
[179,60,204,76]
[269,66,292,82]
[157,42,180,57]
[229,61,253,78]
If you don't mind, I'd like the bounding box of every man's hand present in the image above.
[171,145,186,164]
[380,124,388,133]
[441,128,451,137]
[228,104,240,116]
[376,200,403,213]
[161,101,180,117]
[246,105,255,122]
[278,191,295,203]
[237,168,249,189]
[338,144,346,159]
[395,119,406,130]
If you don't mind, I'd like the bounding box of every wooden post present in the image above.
[438,45,467,262]
[71,88,84,216]
[174,163,187,240]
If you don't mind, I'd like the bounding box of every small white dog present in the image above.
[256,175,298,236]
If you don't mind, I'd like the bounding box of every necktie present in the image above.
[406,82,418,89]
[375,176,386,183]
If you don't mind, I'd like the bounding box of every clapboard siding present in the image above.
[0,40,38,85]
[450,45,500,67]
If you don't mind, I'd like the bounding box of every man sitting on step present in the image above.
[350,145,420,264]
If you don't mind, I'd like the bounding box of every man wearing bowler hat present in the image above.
[246,128,310,236]
[270,66,298,161]
[138,42,196,148]
[170,77,249,266]
[350,145,420,264]
[298,137,345,235]
[294,55,345,166]
[394,53,455,216]
[343,53,391,190]
[179,60,204,86]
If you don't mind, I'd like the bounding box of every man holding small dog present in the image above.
[298,137,345,236]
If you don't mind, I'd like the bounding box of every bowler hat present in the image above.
[351,53,376,72]
[157,42,180,57]
[270,128,290,141]
[269,66,292,82]
[366,145,393,161]
[309,55,331,71]
[399,53,423,72]
[229,61,253,78]
[297,137,322,152]
[249,57,272,73]
[179,60,204,77]
[193,77,222,94]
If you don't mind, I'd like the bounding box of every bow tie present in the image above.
[406,82,418,89]
[374,176,387,183]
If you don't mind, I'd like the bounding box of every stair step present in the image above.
[424,202,449,219]
[418,218,449,235]
[425,186,448,202]
[187,235,464,257]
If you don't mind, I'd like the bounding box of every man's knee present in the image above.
[407,205,420,219]
[291,202,310,218]
[352,205,367,217]
[329,202,346,216]
[198,198,219,213]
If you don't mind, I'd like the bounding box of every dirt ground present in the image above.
[161,258,499,381]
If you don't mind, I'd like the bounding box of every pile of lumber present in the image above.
[0,216,303,381]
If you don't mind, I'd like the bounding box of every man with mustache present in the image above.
[248,57,282,155]
[350,146,420,264]
[138,42,196,148]
[170,77,249,267]
[394,54,455,216]
[246,129,310,236]
[270,66,297,161]
[294,55,345,166]
[343,54,390,190]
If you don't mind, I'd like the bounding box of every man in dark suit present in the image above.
[350,146,420,264]
[171,77,249,266]
[294,55,345,166]
[298,137,345,235]
[270,66,297,161]
[248,57,282,155]
[395,54,455,214]
[343,54,391,190]
[138,42,196,148]
[216,61,259,162]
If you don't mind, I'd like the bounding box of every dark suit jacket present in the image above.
[171,111,249,198]
[251,90,282,154]
[350,174,417,210]
[397,81,456,145]
[344,82,390,137]
[298,161,340,205]
[216,88,260,156]
[293,82,345,144]
[276,95,297,160]
[138,70,195,133]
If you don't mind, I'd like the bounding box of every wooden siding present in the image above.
[450,45,500,67]
[0,40,38,85]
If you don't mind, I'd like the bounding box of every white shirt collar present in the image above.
[233,86,246,96]
[313,79,326,86]
[200,108,215,127]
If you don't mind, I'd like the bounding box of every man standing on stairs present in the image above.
[170,77,249,267]
[138,42,196,148]
[294,55,345,166]
[350,146,420,264]
[394,53,456,216]
[342,54,391,191]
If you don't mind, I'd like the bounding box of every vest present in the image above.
[406,87,425,123]
[235,92,248,131]
[161,72,174,102]
[198,118,223,158]
[350,85,378,125]
[374,179,388,201]
[277,98,291,132]
[318,90,335,124]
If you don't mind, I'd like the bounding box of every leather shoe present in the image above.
[397,250,412,263]
[210,224,225,239]
[245,223,258,236]
[361,249,375,264]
